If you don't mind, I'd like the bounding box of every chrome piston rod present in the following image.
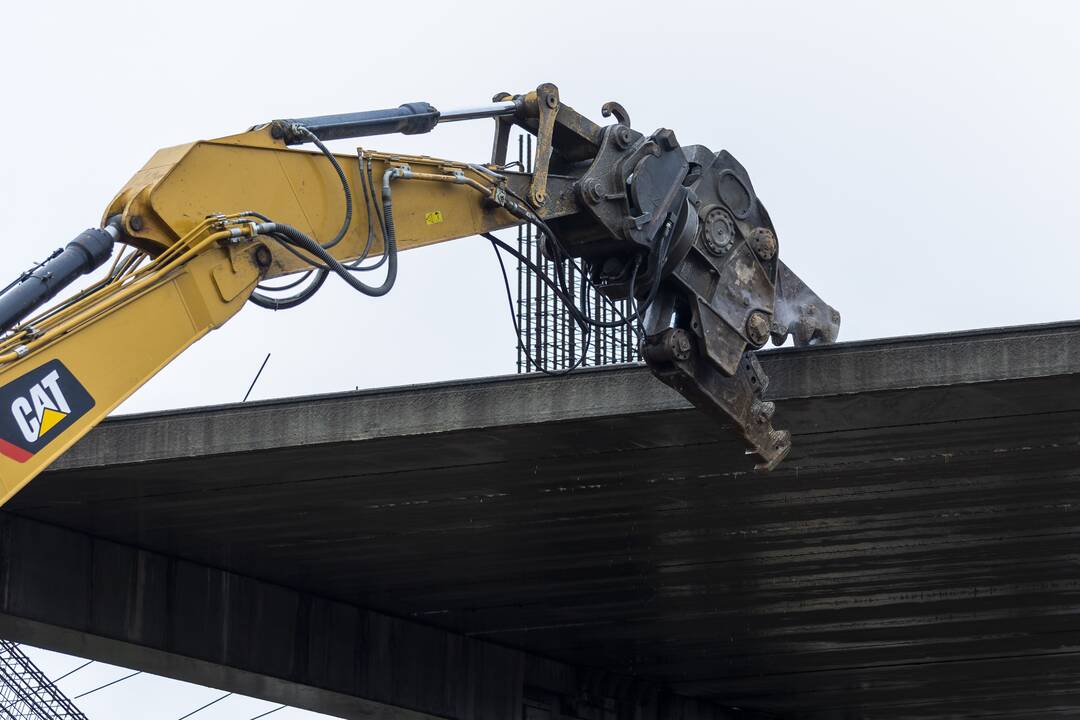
[436,100,519,123]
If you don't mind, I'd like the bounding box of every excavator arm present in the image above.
[0,84,839,505]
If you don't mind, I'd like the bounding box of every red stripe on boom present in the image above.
[0,438,32,463]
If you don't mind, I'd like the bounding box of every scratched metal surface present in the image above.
[10,322,1080,718]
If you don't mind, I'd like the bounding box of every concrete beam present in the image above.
[50,321,1080,471]
[0,513,751,720]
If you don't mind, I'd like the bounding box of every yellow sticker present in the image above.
[425,210,444,225]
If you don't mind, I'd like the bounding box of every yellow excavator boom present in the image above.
[0,84,840,504]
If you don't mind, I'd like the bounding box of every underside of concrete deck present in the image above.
[2,321,1079,719]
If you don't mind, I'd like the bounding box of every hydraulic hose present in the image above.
[248,267,329,310]
[255,194,397,298]
[290,126,351,250]
[247,123,352,309]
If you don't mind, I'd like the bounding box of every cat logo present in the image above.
[0,360,94,463]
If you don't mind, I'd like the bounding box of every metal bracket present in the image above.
[527,83,560,208]
[490,92,515,167]
[212,245,264,303]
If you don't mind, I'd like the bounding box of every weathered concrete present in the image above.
[47,320,1080,471]
[5,321,1080,719]
[0,514,747,720]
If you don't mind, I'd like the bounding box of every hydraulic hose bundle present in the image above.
[247,125,398,309]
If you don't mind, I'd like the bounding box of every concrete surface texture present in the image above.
[3,321,1080,718]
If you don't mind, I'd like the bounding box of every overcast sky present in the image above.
[3,0,1079,717]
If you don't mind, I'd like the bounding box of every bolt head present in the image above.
[579,179,604,205]
[671,330,693,361]
[749,227,777,261]
[746,311,771,346]
[128,215,145,232]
